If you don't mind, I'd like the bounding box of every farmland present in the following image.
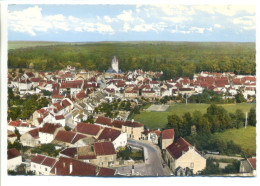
[213,126,256,155]
[134,103,256,129]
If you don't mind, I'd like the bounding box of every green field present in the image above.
[8,41,83,50]
[214,126,256,154]
[134,103,255,129]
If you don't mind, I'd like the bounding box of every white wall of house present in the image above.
[113,132,127,149]
[7,126,33,135]
[174,147,206,174]
[18,82,32,91]
[39,132,55,144]
[20,133,39,147]
[31,162,52,175]
[8,156,22,170]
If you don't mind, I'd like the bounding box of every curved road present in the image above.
[115,139,170,176]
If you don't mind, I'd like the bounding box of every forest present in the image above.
[8,42,255,79]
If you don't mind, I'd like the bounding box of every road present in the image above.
[115,139,170,176]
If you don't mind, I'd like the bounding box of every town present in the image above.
[7,56,256,177]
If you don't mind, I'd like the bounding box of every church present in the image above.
[107,56,122,74]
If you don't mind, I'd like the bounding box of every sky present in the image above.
[7,4,256,42]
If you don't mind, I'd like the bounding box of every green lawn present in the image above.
[134,103,255,129]
[214,126,256,155]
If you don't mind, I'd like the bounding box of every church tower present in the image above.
[111,56,119,73]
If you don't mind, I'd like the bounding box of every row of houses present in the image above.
[9,68,256,102]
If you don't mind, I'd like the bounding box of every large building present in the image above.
[164,137,206,175]
[107,56,120,73]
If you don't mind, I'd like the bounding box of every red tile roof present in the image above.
[111,120,124,128]
[31,154,57,167]
[53,102,64,111]
[8,148,21,160]
[94,142,116,156]
[28,128,39,138]
[95,116,112,126]
[76,92,87,100]
[39,123,60,134]
[248,158,256,170]
[97,167,116,176]
[9,120,21,127]
[166,137,200,160]
[31,154,45,164]
[42,156,57,167]
[74,123,101,136]
[124,120,144,128]
[54,131,85,144]
[62,99,71,107]
[55,115,65,120]
[97,128,121,142]
[161,129,174,139]
[60,148,77,158]
[50,157,97,176]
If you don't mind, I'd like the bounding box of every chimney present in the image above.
[63,162,65,167]
[69,163,73,174]
[55,167,57,175]
[109,138,111,142]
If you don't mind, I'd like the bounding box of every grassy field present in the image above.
[134,103,255,129]
[8,41,84,50]
[214,126,256,155]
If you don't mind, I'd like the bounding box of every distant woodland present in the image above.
[8,42,255,79]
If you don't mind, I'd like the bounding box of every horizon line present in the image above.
[8,40,256,43]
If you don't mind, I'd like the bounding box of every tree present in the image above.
[14,127,21,141]
[234,109,245,129]
[235,92,246,103]
[248,107,256,126]
[167,114,183,137]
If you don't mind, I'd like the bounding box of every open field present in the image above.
[8,41,84,50]
[146,104,169,112]
[214,126,256,155]
[134,103,255,129]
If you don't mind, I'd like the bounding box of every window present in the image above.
[45,168,47,171]
[99,157,102,162]
[110,156,113,161]
[190,162,194,168]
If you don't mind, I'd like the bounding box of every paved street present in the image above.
[115,139,170,176]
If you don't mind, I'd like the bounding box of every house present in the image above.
[39,123,63,144]
[71,109,88,125]
[60,146,97,164]
[95,116,112,128]
[8,120,35,135]
[8,131,17,144]
[147,130,161,144]
[73,122,102,138]
[50,157,97,176]
[160,129,174,150]
[239,158,256,176]
[97,127,127,149]
[20,128,40,147]
[94,142,117,167]
[52,130,86,147]
[122,120,144,140]
[164,137,206,175]
[30,154,57,175]
[7,148,22,171]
